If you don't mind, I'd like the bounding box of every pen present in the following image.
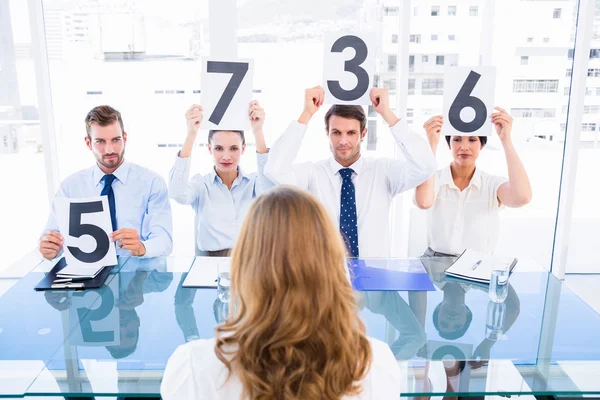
[53,278,72,284]
[471,260,482,270]
[51,282,85,289]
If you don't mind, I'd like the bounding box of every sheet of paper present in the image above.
[55,196,118,272]
[323,32,376,105]
[443,66,496,137]
[182,257,230,288]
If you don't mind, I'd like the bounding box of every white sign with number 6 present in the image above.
[55,196,117,270]
[323,32,376,105]
[200,58,254,131]
[443,66,496,137]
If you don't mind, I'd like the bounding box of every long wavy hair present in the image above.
[215,186,372,399]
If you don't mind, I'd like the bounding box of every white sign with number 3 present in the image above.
[200,58,254,131]
[443,67,496,137]
[323,32,376,105]
[55,196,117,271]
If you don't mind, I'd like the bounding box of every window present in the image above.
[391,34,398,44]
[385,6,399,16]
[588,69,600,77]
[553,8,562,19]
[543,37,550,43]
[564,87,570,96]
[431,34,438,41]
[584,105,600,114]
[407,108,414,117]
[431,6,440,16]
[448,5,457,16]
[448,34,456,41]
[388,55,397,72]
[383,79,397,92]
[512,79,559,93]
[521,56,529,65]
[410,34,421,43]
[567,68,573,77]
[586,87,593,96]
[469,6,478,16]
[582,123,597,131]
[422,55,429,62]
[409,54,415,71]
[436,55,445,65]
[422,78,444,95]
[511,108,556,118]
[408,79,416,95]
[527,37,534,43]
[413,6,418,16]
[591,49,600,59]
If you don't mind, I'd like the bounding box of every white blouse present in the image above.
[427,165,507,255]
[161,337,402,400]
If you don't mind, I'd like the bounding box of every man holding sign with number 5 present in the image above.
[168,101,272,256]
[415,107,532,257]
[264,86,436,258]
[40,106,174,260]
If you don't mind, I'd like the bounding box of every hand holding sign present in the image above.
[324,32,375,105]
[423,116,444,149]
[201,58,254,131]
[55,196,118,270]
[111,228,146,256]
[443,67,496,137]
[369,88,399,126]
[186,104,203,136]
[491,107,513,143]
[39,230,64,260]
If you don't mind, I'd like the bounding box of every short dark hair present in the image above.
[208,130,245,145]
[445,135,488,148]
[432,303,473,340]
[324,105,366,132]
[85,105,124,138]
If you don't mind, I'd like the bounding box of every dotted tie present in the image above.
[339,168,359,258]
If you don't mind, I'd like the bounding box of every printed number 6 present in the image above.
[448,71,487,133]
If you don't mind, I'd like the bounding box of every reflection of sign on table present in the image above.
[443,67,496,137]
[323,32,376,105]
[55,197,117,270]
[200,58,254,130]
[69,277,120,346]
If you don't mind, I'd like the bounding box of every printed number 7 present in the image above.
[207,61,249,125]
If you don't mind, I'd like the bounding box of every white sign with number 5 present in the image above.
[55,196,117,270]
[323,32,376,105]
[443,66,496,137]
[200,58,254,131]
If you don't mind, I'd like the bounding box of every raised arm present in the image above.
[249,100,275,195]
[168,105,204,206]
[263,86,324,189]
[493,107,532,207]
[370,88,437,195]
[414,116,442,209]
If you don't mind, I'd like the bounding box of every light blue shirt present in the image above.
[45,160,174,258]
[168,152,273,252]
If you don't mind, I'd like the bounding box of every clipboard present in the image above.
[34,257,115,291]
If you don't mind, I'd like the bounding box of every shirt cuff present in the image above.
[256,151,269,171]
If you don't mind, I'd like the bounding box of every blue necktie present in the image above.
[101,174,117,231]
[339,168,359,258]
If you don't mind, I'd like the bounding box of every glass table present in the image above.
[1,256,600,398]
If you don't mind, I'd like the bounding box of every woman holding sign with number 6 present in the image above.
[415,107,532,257]
[168,101,273,256]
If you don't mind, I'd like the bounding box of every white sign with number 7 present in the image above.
[443,66,496,137]
[200,58,254,131]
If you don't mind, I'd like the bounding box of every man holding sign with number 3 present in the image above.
[40,106,173,260]
[415,107,532,257]
[264,86,436,258]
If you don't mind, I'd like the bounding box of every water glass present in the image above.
[489,268,509,303]
[485,300,506,341]
[217,260,231,303]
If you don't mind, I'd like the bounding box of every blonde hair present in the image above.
[215,186,372,400]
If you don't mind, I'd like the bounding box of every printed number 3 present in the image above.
[327,35,370,101]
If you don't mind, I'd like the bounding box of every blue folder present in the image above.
[348,259,435,291]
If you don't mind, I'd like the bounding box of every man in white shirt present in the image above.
[264,86,437,258]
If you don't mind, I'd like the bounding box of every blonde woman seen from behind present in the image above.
[161,186,401,400]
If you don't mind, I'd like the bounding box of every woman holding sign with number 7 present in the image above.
[414,107,532,257]
[168,101,273,256]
